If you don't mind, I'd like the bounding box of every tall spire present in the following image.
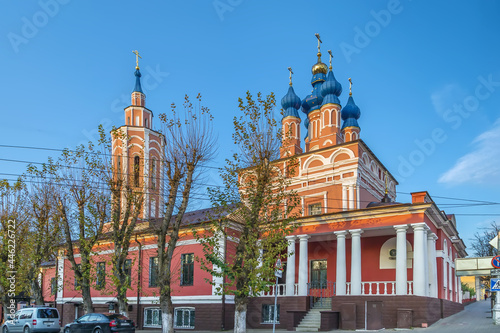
[132,50,143,94]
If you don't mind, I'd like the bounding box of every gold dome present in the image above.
[312,51,328,75]
[312,61,328,75]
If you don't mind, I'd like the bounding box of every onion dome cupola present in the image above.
[280,67,303,158]
[301,34,328,115]
[134,68,143,93]
[281,68,301,119]
[321,50,342,106]
[341,78,361,130]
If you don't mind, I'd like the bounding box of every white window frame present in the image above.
[174,307,195,329]
[144,307,162,328]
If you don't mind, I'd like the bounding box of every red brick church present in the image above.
[39,41,467,330]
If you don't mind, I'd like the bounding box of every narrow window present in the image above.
[151,158,156,190]
[134,156,140,187]
[50,277,57,295]
[117,155,121,175]
[124,259,132,287]
[262,304,280,324]
[136,116,140,126]
[145,118,149,128]
[180,253,194,286]
[74,264,81,289]
[149,257,158,287]
[96,262,105,289]
[127,117,131,125]
[174,308,195,329]
[309,203,322,215]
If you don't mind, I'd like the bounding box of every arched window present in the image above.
[151,158,156,190]
[117,155,121,175]
[379,237,413,269]
[134,156,140,187]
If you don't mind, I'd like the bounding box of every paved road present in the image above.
[410,300,497,333]
[137,300,499,332]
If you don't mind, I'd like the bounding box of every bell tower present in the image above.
[112,51,165,220]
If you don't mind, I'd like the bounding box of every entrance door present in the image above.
[366,301,383,330]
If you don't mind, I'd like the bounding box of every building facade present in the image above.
[40,45,467,330]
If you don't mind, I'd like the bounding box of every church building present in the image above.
[40,38,467,330]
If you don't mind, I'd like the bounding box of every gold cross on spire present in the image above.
[132,50,142,70]
[287,67,293,86]
[348,77,353,96]
[327,50,333,70]
[314,33,322,58]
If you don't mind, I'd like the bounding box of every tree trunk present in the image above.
[30,279,44,305]
[234,296,247,333]
[160,294,174,333]
[117,292,128,317]
[81,281,93,314]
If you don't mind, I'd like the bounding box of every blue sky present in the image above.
[1,0,500,252]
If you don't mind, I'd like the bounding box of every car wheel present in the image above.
[64,328,70,333]
[93,328,102,333]
[3,326,9,333]
[23,327,30,333]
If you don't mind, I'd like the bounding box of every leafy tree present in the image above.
[470,221,500,257]
[0,179,29,320]
[30,139,110,314]
[155,94,216,333]
[197,91,300,333]
[18,176,63,305]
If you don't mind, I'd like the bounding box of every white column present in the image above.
[412,223,426,296]
[443,245,448,299]
[286,236,296,296]
[356,185,360,209]
[449,257,453,299]
[57,250,64,299]
[423,226,429,296]
[394,225,408,295]
[428,233,438,298]
[212,231,226,295]
[475,276,481,301]
[335,231,347,295]
[458,276,463,303]
[350,229,363,295]
[298,235,310,296]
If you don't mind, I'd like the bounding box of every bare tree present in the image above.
[156,94,216,333]
[197,92,300,333]
[470,221,500,257]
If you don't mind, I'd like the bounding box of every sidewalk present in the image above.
[136,300,498,333]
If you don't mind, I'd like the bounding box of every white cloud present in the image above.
[439,118,500,185]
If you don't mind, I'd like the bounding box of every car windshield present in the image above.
[38,309,58,318]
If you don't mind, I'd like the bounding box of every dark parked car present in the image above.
[63,313,135,333]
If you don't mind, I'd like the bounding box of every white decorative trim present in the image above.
[59,295,235,305]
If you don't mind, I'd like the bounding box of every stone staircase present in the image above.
[295,298,332,332]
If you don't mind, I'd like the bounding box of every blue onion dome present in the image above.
[341,95,361,129]
[281,86,301,118]
[133,69,143,93]
[321,70,342,106]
